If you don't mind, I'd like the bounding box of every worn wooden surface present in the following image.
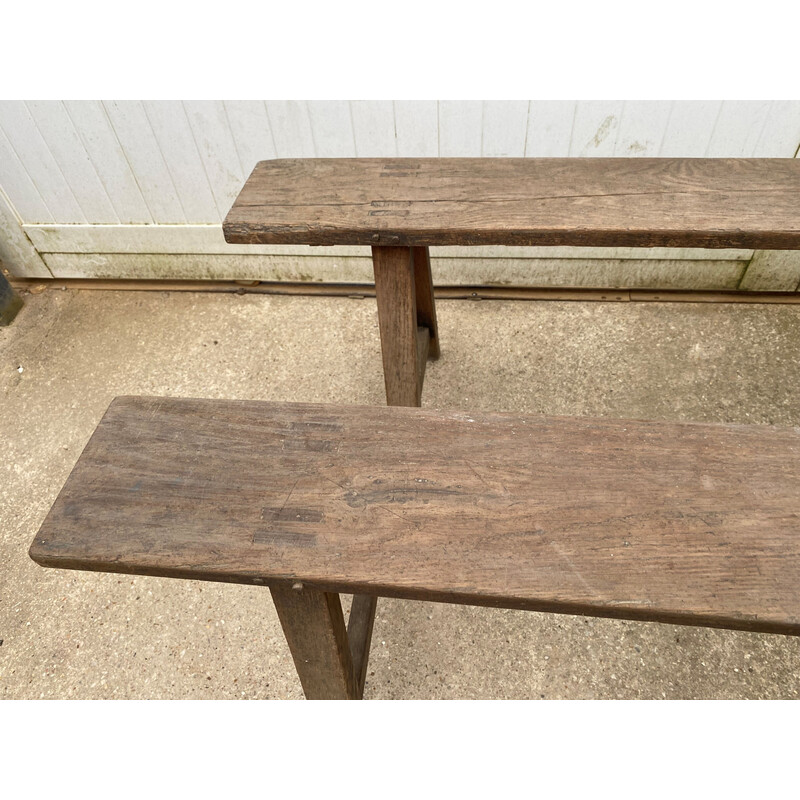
[30,396,800,636]
[270,583,357,699]
[223,158,800,249]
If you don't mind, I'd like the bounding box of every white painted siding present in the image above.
[0,101,799,289]
[613,101,673,156]
[659,102,722,157]
[394,101,438,157]
[438,101,483,156]
[483,101,529,157]
[61,100,153,223]
[524,102,576,157]
[141,101,220,222]
[4,100,799,227]
[351,101,396,157]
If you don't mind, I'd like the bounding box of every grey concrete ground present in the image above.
[2,287,799,699]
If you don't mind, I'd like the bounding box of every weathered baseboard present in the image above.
[6,223,800,292]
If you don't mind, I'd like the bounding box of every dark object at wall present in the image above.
[0,271,23,326]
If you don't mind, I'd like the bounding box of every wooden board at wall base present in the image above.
[37,251,749,290]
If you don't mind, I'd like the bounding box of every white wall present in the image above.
[1,101,799,289]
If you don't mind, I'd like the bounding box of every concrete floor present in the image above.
[2,287,799,699]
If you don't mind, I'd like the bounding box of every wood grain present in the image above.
[223,158,800,249]
[30,396,800,636]
[372,246,422,406]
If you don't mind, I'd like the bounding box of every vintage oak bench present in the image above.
[29,396,800,699]
[221,157,800,694]
[223,158,800,403]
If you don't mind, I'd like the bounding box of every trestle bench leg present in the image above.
[270,583,359,700]
[372,245,439,406]
[347,593,378,698]
[412,246,440,360]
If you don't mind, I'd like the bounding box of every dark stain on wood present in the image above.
[253,530,318,547]
[282,438,334,452]
[289,421,342,433]
[261,507,325,523]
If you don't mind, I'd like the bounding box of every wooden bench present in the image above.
[223,157,800,691]
[30,396,800,699]
[223,157,800,407]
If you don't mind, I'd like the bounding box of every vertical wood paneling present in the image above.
[740,250,800,291]
[658,101,722,157]
[613,101,673,156]
[737,103,800,290]
[62,100,152,223]
[482,101,529,157]
[306,101,356,157]
[1,100,799,236]
[438,101,482,156]
[753,101,800,156]
[25,101,119,223]
[0,124,55,223]
[525,101,576,157]
[351,101,396,156]
[182,101,246,218]
[394,101,438,157]
[0,101,85,222]
[102,101,187,223]
[705,101,773,157]
[223,101,277,179]
[141,101,220,223]
[265,101,316,158]
[0,185,52,277]
[570,101,625,156]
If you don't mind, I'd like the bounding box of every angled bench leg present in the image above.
[412,246,440,360]
[372,245,438,406]
[347,593,378,698]
[271,583,359,699]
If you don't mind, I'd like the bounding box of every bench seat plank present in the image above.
[222,158,800,249]
[30,396,800,635]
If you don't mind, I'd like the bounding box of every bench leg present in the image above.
[271,583,359,699]
[347,592,378,698]
[372,245,438,407]
[412,246,440,360]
